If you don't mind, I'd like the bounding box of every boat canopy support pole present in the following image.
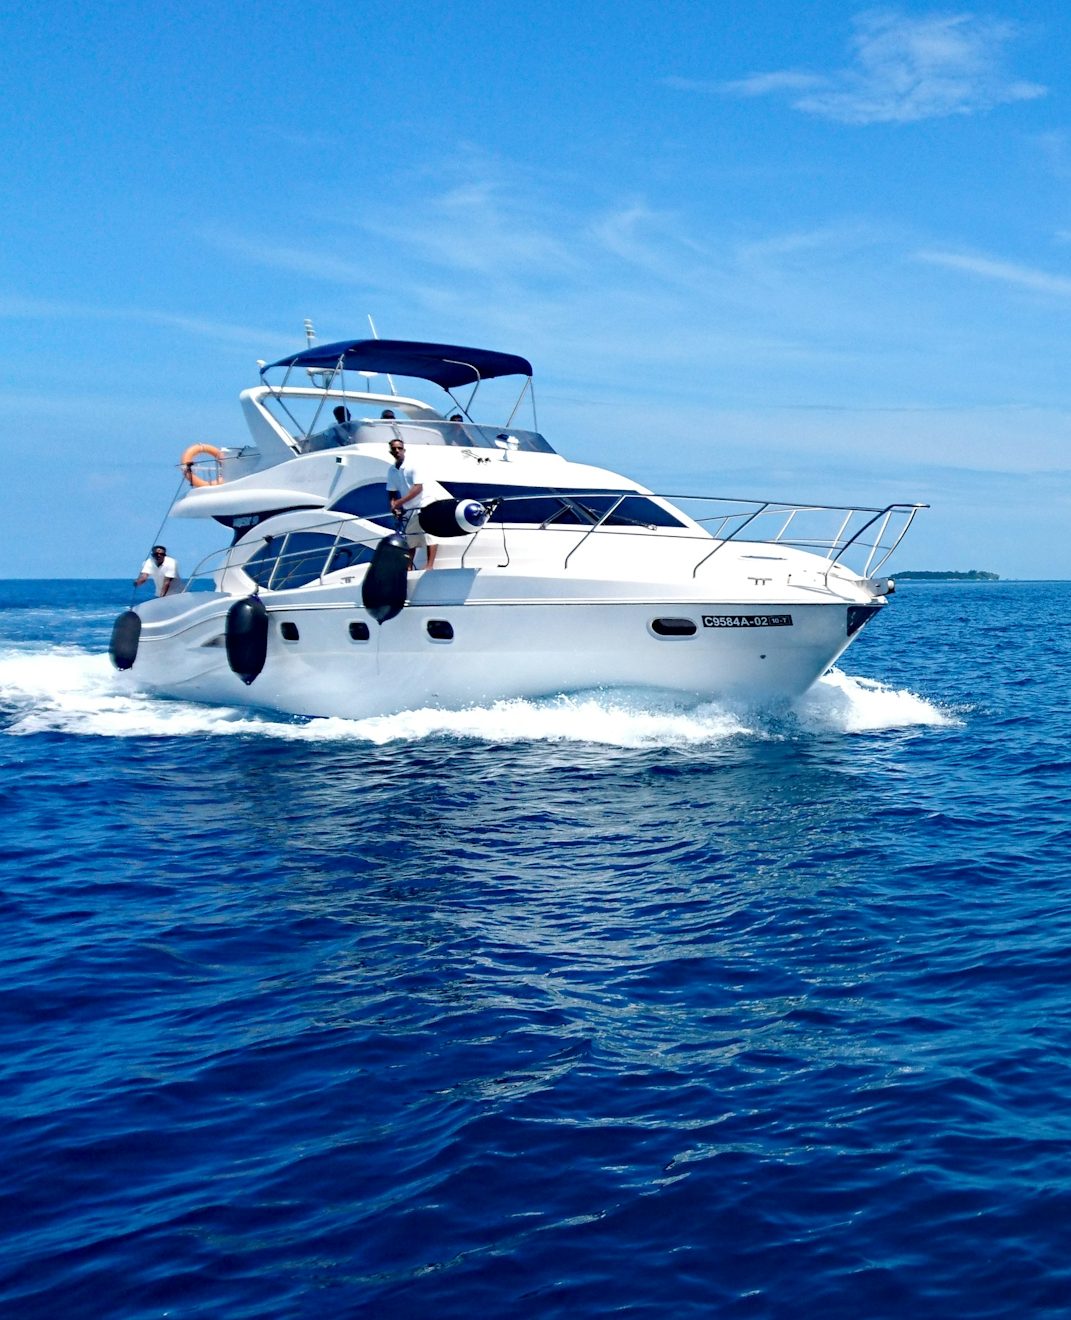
[504,376,535,431]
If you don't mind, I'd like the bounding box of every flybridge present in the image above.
[258,337,540,446]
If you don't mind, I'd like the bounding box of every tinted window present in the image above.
[439,483,685,529]
[245,532,372,589]
[329,483,393,524]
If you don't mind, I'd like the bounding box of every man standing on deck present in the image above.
[386,440,437,570]
[135,545,181,596]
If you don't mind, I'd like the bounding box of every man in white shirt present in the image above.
[135,545,181,596]
[386,440,437,569]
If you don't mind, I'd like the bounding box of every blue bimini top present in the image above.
[264,339,534,391]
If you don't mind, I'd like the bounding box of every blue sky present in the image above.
[3,1,1069,577]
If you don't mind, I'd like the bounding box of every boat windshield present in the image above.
[295,412,554,455]
[328,482,682,528]
[441,484,686,528]
[256,390,554,455]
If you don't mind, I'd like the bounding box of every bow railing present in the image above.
[179,493,926,594]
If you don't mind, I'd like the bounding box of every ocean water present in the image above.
[1,579,1069,1318]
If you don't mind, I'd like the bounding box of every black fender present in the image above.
[417,498,490,538]
[225,596,269,684]
[109,610,142,671]
[362,534,409,623]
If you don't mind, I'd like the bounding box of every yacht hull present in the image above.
[126,588,877,719]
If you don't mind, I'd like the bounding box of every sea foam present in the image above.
[0,647,955,745]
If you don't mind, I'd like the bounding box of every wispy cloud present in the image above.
[666,71,824,96]
[703,9,1045,124]
[191,165,918,387]
[196,232,373,286]
[363,181,579,279]
[0,294,285,349]
[587,202,711,287]
[1032,131,1071,181]
[917,249,1071,298]
[736,221,886,267]
[204,175,580,293]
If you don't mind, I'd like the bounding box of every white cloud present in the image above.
[709,9,1045,124]
[668,72,826,96]
[0,293,284,349]
[916,249,1071,298]
[1032,130,1071,181]
[587,202,710,288]
[363,181,579,279]
[197,232,373,286]
[736,221,885,266]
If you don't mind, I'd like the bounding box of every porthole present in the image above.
[651,617,697,637]
[426,620,454,641]
[280,621,300,642]
[349,621,370,642]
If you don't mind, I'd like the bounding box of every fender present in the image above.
[362,534,409,624]
[109,610,142,671]
[416,498,490,538]
[225,596,269,684]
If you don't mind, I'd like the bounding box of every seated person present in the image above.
[445,412,469,446]
[332,404,353,442]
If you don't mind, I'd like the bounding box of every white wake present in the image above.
[793,667,957,734]
[0,648,957,746]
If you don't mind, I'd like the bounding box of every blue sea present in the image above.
[2,579,1069,1318]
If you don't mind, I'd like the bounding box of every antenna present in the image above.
[367,313,397,396]
[303,320,332,389]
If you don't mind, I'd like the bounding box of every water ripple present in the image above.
[1,581,1070,1317]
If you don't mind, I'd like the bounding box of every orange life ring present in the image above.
[181,443,225,487]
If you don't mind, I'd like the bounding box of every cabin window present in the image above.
[328,484,394,524]
[349,621,370,642]
[426,620,454,641]
[244,532,372,589]
[280,621,300,642]
[438,483,686,529]
[651,617,697,637]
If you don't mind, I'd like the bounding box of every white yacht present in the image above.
[110,336,924,718]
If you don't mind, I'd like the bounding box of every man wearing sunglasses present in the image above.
[135,545,181,596]
[386,440,437,570]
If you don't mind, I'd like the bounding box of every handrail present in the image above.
[690,503,770,578]
[453,491,926,580]
[562,493,628,570]
[185,513,386,593]
[181,493,927,595]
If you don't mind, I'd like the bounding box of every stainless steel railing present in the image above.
[180,492,926,594]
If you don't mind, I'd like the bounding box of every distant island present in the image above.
[895,570,999,582]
